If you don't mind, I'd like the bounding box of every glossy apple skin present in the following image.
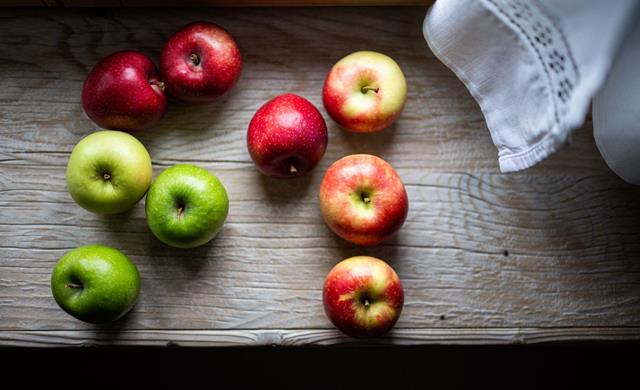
[323,51,406,133]
[51,245,140,324]
[82,51,167,131]
[160,22,242,102]
[145,164,229,249]
[66,130,153,214]
[323,256,404,337]
[247,93,328,178]
[319,154,408,246]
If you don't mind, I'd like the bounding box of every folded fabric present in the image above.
[593,13,640,185]
[424,0,638,173]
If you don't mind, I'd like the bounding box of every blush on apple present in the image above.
[323,256,404,337]
[81,50,167,131]
[319,154,408,246]
[323,51,407,133]
[160,21,242,102]
[247,93,328,178]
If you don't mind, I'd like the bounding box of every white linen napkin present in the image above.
[593,15,640,185]
[423,0,639,176]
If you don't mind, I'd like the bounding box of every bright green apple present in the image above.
[51,245,140,324]
[145,164,229,248]
[66,130,153,214]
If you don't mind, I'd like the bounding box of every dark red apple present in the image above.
[81,50,167,131]
[247,93,328,178]
[160,22,242,102]
[323,256,404,337]
[319,154,408,246]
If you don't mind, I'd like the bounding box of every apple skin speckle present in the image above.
[247,93,328,179]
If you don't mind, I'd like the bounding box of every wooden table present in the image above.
[1,7,639,347]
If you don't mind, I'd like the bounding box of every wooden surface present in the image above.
[1,7,639,347]
[6,1,430,7]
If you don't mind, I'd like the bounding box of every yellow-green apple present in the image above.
[323,256,404,337]
[82,51,167,131]
[247,93,328,178]
[322,51,407,133]
[145,164,229,248]
[160,22,243,102]
[51,245,140,324]
[319,154,408,246]
[66,130,152,214]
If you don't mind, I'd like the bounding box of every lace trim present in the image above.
[484,0,580,125]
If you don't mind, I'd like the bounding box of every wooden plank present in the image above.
[56,1,430,7]
[2,328,640,347]
[0,1,48,5]
[0,7,639,345]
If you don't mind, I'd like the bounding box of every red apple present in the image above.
[323,51,407,133]
[82,51,167,131]
[247,93,328,178]
[319,154,408,246]
[160,22,242,102]
[323,256,404,337]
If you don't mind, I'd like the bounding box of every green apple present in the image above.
[66,130,153,214]
[145,164,229,248]
[51,245,140,324]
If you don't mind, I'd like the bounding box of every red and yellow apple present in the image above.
[319,154,408,246]
[322,51,407,133]
[323,256,404,337]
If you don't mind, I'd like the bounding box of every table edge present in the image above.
[2,327,639,347]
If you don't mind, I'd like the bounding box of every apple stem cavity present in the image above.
[361,86,379,94]
[190,53,201,66]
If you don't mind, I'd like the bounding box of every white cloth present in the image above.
[594,15,640,185]
[423,0,639,176]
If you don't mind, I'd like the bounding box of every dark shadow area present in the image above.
[2,344,639,388]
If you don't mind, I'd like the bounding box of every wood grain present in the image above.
[2,328,640,347]
[8,1,431,7]
[1,7,639,346]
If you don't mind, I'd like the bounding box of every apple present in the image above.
[66,130,152,214]
[51,245,140,324]
[323,256,404,337]
[82,50,167,131]
[145,164,229,248]
[319,154,408,246]
[160,21,243,102]
[247,93,328,178]
[322,51,407,133]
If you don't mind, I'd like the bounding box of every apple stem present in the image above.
[150,80,165,91]
[102,173,111,181]
[177,206,184,217]
[290,165,298,174]
[364,299,370,308]
[65,283,82,289]
[361,86,379,94]
[190,53,201,66]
